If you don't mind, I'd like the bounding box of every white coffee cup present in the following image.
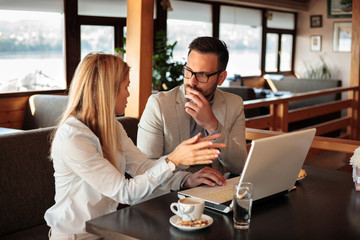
[170,197,204,221]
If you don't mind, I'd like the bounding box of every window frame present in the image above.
[1,0,297,97]
[66,1,127,91]
[262,11,297,75]
[161,1,297,79]
[0,0,127,97]
[0,10,66,97]
[79,16,126,59]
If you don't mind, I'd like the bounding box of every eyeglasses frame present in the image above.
[182,66,223,83]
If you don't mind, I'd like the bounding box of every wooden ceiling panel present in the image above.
[198,0,310,11]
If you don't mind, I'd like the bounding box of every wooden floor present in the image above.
[305,150,352,173]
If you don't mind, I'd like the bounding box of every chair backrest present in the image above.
[22,94,69,130]
[116,116,139,144]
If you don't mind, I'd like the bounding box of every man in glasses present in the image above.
[137,36,247,197]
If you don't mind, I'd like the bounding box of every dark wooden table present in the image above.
[86,166,360,240]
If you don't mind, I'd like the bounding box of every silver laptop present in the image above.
[178,128,316,213]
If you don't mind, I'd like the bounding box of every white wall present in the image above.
[295,0,351,87]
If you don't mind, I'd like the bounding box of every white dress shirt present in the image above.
[44,117,173,234]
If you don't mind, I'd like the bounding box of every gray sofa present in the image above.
[0,95,139,239]
[266,77,342,109]
[265,77,342,134]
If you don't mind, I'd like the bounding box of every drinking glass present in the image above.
[233,182,253,230]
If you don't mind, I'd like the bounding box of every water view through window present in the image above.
[167,0,212,65]
[220,6,262,78]
[80,25,115,60]
[0,10,65,93]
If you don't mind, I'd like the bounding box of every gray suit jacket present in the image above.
[137,84,247,194]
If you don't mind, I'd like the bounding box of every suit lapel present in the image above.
[212,90,226,127]
[176,85,191,142]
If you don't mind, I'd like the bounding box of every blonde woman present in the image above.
[44,53,226,239]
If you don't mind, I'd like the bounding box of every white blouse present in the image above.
[44,117,173,234]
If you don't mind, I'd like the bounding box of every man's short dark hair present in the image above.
[188,36,229,71]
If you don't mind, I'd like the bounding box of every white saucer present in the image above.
[169,214,213,231]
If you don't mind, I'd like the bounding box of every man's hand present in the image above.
[168,133,227,167]
[184,167,227,188]
[185,88,218,134]
[197,133,223,143]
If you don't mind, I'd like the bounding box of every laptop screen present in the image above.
[178,128,316,213]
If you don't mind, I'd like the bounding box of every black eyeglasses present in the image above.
[182,66,223,83]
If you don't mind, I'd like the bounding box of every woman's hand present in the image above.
[167,133,227,167]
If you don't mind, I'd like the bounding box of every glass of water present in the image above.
[233,182,254,230]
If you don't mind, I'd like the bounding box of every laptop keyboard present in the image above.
[203,187,233,202]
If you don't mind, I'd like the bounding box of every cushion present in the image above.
[0,128,55,237]
[22,95,68,130]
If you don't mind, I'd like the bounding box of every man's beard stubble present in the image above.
[184,83,217,102]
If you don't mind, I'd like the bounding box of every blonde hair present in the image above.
[56,52,129,168]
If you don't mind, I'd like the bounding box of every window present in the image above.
[166,3,296,78]
[280,34,293,71]
[78,0,127,18]
[167,0,212,63]
[266,11,295,30]
[78,0,156,18]
[80,25,115,59]
[0,10,65,93]
[265,33,279,72]
[220,6,262,77]
[78,1,128,61]
[264,11,295,74]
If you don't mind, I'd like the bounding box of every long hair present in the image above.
[55,52,130,168]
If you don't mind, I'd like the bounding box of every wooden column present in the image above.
[64,0,80,90]
[270,102,289,132]
[349,0,360,139]
[125,0,154,119]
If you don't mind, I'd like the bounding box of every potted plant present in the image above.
[303,55,332,80]
[152,30,184,91]
[115,30,184,91]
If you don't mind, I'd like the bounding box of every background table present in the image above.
[0,127,22,135]
[86,166,360,240]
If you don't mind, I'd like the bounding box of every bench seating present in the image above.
[0,116,139,239]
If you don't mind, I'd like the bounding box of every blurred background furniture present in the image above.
[218,86,259,118]
[264,77,342,135]
[265,77,342,109]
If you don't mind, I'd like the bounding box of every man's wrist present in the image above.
[206,120,220,135]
